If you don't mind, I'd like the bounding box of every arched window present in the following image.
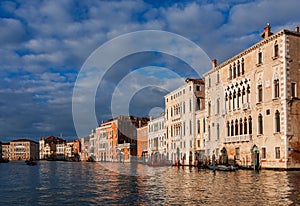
[233,63,236,78]
[257,80,263,103]
[225,93,228,112]
[233,91,236,110]
[239,118,243,135]
[274,74,280,98]
[237,60,240,77]
[258,114,263,134]
[229,92,232,111]
[244,118,248,134]
[242,87,246,104]
[241,58,245,75]
[237,89,241,108]
[231,120,234,136]
[227,121,230,136]
[275,110,280,132]
[249,116,252,134]
[235,119,239,136]
[229,65,232,80]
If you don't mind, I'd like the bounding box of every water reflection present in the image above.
[0,162,299,205]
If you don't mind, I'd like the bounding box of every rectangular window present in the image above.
[291,82,297,98]
[197,140,200,147]
[197,119,200,134]
[196,85,200,91]
[217,123,220,140]
[190,120,192,135]
[216,98,220,114]
[275,147,280,159]
[183,122,185,136]
[274,44,279,57]
[258,52,262,64]
[274,79,279,98]
[262,147,266,159]
[208,125,211,141]
[258,84,263,102]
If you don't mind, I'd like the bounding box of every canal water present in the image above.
[0,161,299,205]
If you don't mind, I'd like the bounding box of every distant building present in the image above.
[80,136,90,161]
[137,124,148,159]
[88,116,148,162]
[148,116,165,159]
[204,25,300,169]
[1,142,10,160]
[10,139,39,161]
[39,136,66,160]
[165,78,205,165]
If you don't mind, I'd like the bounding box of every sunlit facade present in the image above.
[165,78,205,165]
[204,25,300,169]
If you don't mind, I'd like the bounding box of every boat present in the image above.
[208,164,237,171]
[25,160,37,166]
[0,159,9,163]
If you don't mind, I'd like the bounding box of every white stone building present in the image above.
[148,116,165,159]
[204,25,300,169]
[165,78,205,165]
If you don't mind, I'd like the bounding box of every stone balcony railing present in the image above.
[224,134,251,143]
[171,114,182,122]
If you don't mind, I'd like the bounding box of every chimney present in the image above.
[212,59,217,69]
[260,23,273,39]
[296,26,299,33]
[138,120,141,128]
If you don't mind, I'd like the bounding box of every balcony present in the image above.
[171,114,182,122]
[224,134,251,143]
[242,103,249,110]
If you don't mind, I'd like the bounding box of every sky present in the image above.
[0,0,299,142]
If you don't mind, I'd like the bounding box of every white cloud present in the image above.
[1,0,299,139]
[0,18,26,47]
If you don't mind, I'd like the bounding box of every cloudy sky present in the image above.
[0,0,299,141]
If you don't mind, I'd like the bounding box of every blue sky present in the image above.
[0,0,299,141]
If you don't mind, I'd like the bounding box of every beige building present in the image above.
[1,142,10,160]
[10,139,39,161]
[148,116,165,159]
[194,109,206,163]
[39,136,66,160]
[165,78,205,165]
[137,124,148,158]
[205,25,300,169]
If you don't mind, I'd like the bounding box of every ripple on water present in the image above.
[0,162,299,205]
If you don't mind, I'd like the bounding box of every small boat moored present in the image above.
[25,159,38,166]
[208,164,237,171]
